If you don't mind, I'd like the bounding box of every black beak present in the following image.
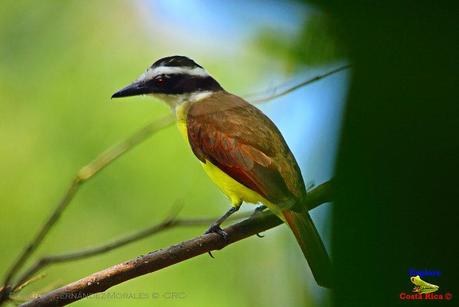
[111,80,153,98]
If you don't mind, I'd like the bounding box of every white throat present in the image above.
[153,91,213,109]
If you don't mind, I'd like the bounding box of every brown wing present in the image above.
[186,91,306,205]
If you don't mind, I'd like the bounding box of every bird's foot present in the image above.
[250,205,267,218]
[205,224,229,240]
[255,205,267,213]
[249,206,267,238]
[204,224,229,258]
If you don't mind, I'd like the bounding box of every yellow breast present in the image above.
[201,159,270,207]
[176,102,189,139]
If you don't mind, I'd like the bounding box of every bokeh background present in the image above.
[0,1,347,306]
[2,1,457,307]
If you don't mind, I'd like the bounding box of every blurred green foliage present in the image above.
[0,1,326,306]
[255,12,345,72]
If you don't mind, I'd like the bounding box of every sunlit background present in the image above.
[0,1,347,306]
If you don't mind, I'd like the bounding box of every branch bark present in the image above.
[13,209,251,290]
[21,181,332,307]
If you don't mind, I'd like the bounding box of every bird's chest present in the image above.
[175,101,190,140]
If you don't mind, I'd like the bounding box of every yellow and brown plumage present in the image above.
[186,91,305,207]
[183,91,332,288]
[112,55,332,288]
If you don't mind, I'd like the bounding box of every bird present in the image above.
[112,55,332,288]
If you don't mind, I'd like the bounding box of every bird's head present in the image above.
[111,55,222,107]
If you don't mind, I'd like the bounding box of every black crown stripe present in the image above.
[151,56,203,69]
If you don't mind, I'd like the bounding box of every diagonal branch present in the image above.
[13,209,252,290]
[21,181,333,307]
[250,64,350,104]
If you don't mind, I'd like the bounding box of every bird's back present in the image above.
[186,91,307,208]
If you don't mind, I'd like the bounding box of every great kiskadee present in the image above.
[112,56,332,288]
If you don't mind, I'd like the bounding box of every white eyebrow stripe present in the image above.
[141,66,209,80]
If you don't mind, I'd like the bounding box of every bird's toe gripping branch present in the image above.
[204,224,229,258]
[203,206,241,258]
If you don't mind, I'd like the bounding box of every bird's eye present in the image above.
[154,75,167,86]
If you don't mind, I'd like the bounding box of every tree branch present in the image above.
[250,64,350,104]
[13,209,251,290]
[21,181,332,307]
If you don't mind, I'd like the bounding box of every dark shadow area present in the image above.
[308,0,458,305]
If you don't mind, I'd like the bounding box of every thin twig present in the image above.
[0,66,347,303]
[0,178,81,302]
[250,64,351,104]
[76,113,176,181]
[0,114,175,303]
[21,181,332,307]
[13,275,46,294]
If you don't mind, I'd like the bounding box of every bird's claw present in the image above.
[205,224,229,241]
[204,224,229,258]
[256,233,264,238]
[250,205,267,218]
